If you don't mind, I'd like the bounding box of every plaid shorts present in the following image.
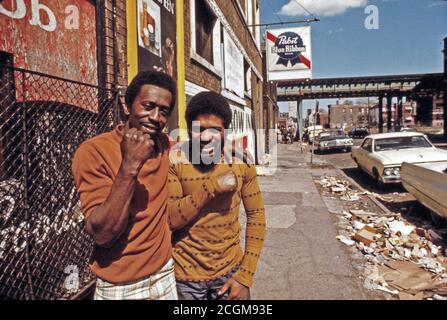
[94,258,178,300]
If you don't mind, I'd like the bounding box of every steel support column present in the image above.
[378,96,384,133]
[295,98,302,142]
[443,37,447,138]
[397,96,403,130]
[387,95,392,132]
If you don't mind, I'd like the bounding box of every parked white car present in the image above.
[351,132,447,185]
[315,130,353,153]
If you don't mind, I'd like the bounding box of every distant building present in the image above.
[277,114,288,129]
[305,110,328,127]
[319,112,330,128]
[328,104,370,129]
[370,100,417,129]
[262,44,278,154]
[402,101,417,127]
[415,95,444,128]
[432,95,444,128]
[304,107,328,127]
[288,102,298,119]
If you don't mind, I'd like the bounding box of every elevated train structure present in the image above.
[277,38,447,136]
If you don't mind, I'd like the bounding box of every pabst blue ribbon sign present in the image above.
[266,26,312,81]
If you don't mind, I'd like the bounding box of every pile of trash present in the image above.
[318,176,361,201]
[317,175,447,300]
[317,175,404,203]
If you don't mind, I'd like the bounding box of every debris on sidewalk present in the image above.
[316,175,447,300]
[387,220,415,236]
[354,226,381,246]
[336,235,355,246]
[341,193,360,201]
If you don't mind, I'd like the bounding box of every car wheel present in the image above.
[353,159,364,172]
[372,168,384,189]
[430,210,447,227]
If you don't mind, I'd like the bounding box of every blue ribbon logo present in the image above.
[271,32,306,67]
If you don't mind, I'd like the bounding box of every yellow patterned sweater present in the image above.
[167,149,266,288]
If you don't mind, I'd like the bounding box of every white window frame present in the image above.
[244,62,252,98]
[246,0,253,26]
[185,80,208,97]
[233,0,261,52]
[190,0,263,82]
[254,1,261,49]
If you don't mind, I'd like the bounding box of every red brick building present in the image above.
[262,44,278,154]
[432,95,444,128]
[183,0,264,160]
[328,104,370,130]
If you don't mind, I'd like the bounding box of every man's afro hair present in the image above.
[185,91,232,129]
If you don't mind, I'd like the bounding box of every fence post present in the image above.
[113,90,122,127]
[20,70,35,300]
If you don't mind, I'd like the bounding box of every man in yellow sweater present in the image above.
[168,91,266,300]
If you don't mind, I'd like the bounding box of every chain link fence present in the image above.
[0,65,120,300]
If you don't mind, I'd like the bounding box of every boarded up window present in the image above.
[195,0,216,65]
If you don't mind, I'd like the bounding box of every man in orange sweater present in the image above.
[72,71,177,300]
[168,91,266,300]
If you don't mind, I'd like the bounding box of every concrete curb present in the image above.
[335,166,396,216]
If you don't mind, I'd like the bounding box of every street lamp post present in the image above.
[310,101,319,164]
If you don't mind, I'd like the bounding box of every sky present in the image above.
[259,0,447,112]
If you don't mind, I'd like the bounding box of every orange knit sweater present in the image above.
[71,125,172,284]
[167,149,266,287]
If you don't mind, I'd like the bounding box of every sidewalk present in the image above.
[243,143,373,299]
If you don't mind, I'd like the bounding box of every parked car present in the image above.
[348,127,369,139]
[401,161,447,225]
[315,130,353,153]
[306,125,324,144]
[400,127,417,133]
[351,132,447,186]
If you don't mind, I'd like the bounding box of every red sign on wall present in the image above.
[0,0,98,85]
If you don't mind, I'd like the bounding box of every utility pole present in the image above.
[443,37,447,138]
[296,99,304,153]
[310,100,319,164]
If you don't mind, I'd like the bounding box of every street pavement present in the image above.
[243,143,375,300]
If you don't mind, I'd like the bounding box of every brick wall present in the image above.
[329,104,370,129]
[184,0,263,96]
[183,0,221,92]
[217,0,262,74]
[183,0,265,160]
[262,46,278,153]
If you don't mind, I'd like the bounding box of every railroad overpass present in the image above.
[276,72,445,134]
[277,37,447,136]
